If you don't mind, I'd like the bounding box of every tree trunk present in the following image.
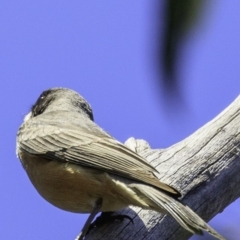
[86,96,240,240]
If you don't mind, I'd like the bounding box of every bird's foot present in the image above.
[87,211,134,235]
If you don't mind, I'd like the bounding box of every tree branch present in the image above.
[86,96,240,240]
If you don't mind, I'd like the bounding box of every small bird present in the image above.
[16,88,225,240]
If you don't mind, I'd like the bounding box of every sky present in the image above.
[1,1,240,240]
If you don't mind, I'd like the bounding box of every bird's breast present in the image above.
[18,150,131,213]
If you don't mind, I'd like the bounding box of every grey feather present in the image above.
[16,88,225,240]
[18,111,178,194]
[131,184,225,240]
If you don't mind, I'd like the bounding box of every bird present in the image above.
[16,87,225,240]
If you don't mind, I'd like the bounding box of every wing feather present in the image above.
[18,114,178,195]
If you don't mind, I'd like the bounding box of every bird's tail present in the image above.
[132,184,225,240]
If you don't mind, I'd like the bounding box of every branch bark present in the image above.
[86,96,240,240]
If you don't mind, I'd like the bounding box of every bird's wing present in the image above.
[18,114,178,195]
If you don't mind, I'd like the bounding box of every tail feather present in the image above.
[133,185,225,240]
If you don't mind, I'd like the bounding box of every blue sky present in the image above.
[1,1,240,239]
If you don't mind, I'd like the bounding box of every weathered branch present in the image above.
[87,96,240,240]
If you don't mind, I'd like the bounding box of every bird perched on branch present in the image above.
[16,87,225,240]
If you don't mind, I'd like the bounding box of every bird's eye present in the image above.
[40,91,48,99]
[31,90,52,117]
